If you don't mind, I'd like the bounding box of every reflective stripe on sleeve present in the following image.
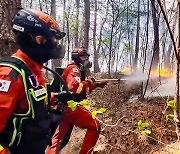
[86,87,90,94]
[76,83,83,94]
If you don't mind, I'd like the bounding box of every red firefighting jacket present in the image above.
[0,49,47,133]
[62,63,96,95]
[0,50,55,154]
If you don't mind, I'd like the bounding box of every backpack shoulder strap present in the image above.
[0,56,32,80]
[50,67,65,92]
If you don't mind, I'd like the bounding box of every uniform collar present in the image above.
[12,49,43,72]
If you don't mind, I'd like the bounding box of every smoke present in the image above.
[122,70,176,97]
[145,77,176,97]
[123,71,148,83]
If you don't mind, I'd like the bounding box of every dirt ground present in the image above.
[61,73,180,154]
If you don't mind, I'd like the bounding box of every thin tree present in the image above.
[95,1,109,72]
[141,0,150,97]
[93,0,100,73]
[82,0,90,49]
[151,0,160,71]
[74,0,80,48]
[164,13,177,70]
[51,0,56,20]
[133,0,141,71]
[108,0,116,76]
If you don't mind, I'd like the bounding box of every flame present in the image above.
[155,68,175,77]
[122,67,132,74]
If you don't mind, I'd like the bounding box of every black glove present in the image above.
[90,77,96,83]
[54,91,74,103]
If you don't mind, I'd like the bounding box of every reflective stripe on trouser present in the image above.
[46,105,100,154]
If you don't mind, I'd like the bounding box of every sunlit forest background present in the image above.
[0,0,178,76]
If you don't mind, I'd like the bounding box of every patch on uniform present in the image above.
[72,68,79,73]
[74,77,81,83]
[0,79,11,92]
[34,87,47,97]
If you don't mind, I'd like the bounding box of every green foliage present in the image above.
[165,100,179,122]
[92,108,107,118]
[102,39,108,44]
[124,42,131,52]
[141,130,151,136]
[67,100,106,118]
[63,12,69,19]
[79,100,91,109]
[138,120,148,130]
[137,120,151,136]
[67,100,77,111]
[99,108,106,112]
[71,21,79,35]
[67,100,91,111]
[165,114,175,120]
[121,7,148,18]
[74,30,78,35]
[167,100,176,110]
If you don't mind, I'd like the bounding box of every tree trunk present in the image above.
[82,0,90,49]
[176,1,180,120]
[93,0,100,73]
[0,0,21,57]
[161,0,168,61]
[126,0,132,71]
[50,0,56,20]
[151,0,160,71]
[61,0,66,46]
[66,14,70,62]
[74,0,79,48]
[164,13,177,70]
[38,0,42,11]
[96,2,108,72]
[108,2,115,77]
[133,0,141,71]
[50,0,62,69]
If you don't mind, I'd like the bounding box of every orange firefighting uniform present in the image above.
[46,63,100,154]
[0,50,55,154]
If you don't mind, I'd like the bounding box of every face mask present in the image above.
[83,60,92,69]
[51,44,65,59]
[21,38,64,64]
[49,43,61,59]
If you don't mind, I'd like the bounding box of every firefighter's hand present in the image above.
[86,77,96,85]
[54,91,74,103]
[95,81,108,88]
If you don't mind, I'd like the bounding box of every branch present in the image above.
[156,0,180,63]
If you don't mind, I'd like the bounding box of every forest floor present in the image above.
[61,73,180,154]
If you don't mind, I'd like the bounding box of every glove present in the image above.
[95,81,108,88]
[54,91,74,103]
[86,77,96,85]
[90,77,96,82]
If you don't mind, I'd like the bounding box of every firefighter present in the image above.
[0,8,73,154]
[46,48,107,154]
